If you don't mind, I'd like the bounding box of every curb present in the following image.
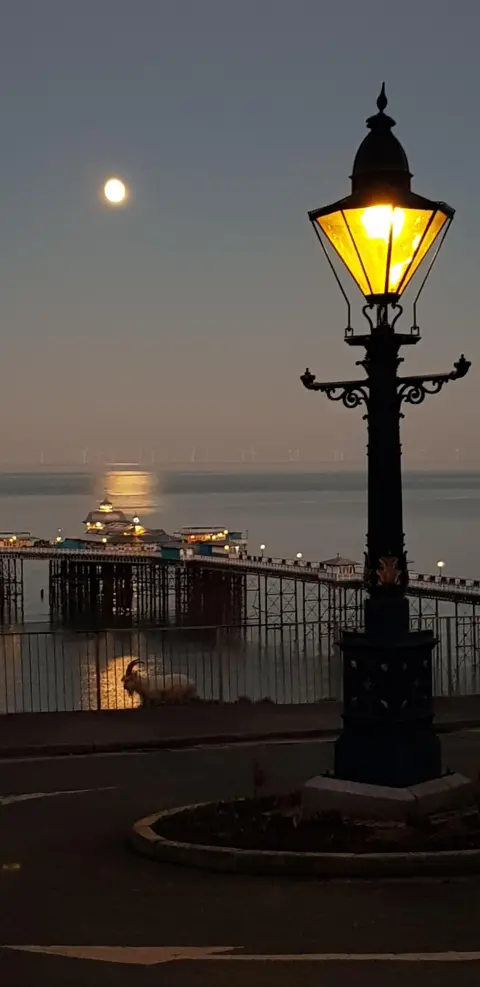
[131,803,480,879]
[0,717,479,760]
[0,727,337,759]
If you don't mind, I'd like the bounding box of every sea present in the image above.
[0,466,478,623]
[0,467,478,712]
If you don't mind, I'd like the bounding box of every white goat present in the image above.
[121,658,197,705]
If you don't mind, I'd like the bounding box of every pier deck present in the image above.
[0,544,477,601]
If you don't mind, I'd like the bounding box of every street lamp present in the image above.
[260,543,266,559]
[296,552,303,560]
[301,86,470,787]
[437,560,445,573]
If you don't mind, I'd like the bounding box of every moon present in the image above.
[103,178,127,205]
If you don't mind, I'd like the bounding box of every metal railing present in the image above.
[209,555,480,597]
[1,615,479,714]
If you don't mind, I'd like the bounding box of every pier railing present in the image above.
[1,543,480,599]
[205,555,480,598]
[1,615,479,714]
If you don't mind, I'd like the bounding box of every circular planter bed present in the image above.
[131,792,480,878]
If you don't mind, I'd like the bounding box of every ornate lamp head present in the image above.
[309,86,454,308]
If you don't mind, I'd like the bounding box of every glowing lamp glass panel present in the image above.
[316,211,370,296]
[316,204,449,300]
[391,208,447,291]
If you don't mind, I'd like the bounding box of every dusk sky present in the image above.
[1,0,479,465]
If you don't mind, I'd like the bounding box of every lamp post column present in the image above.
[302,338,470,786]
[363,321,409,634]
[333,322,442,787]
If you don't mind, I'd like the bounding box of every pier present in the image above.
[0,543,478,630]
[48,554,247,627]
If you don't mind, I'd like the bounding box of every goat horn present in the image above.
[124,659,141,676]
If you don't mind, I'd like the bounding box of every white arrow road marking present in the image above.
[0,787,115,806]
[3,946,480,965]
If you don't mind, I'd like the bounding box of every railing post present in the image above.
[95,634,102,711]
[446,617,454,697]
[218,651,224,703]
[473,614,479,694]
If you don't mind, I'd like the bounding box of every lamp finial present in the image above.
[377,83,388,113]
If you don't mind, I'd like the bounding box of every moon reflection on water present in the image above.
[100,468,160,516]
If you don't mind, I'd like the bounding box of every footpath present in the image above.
[1,696,480,758]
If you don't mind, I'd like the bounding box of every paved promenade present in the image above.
[1,695,480,758]
[1,733,480,986]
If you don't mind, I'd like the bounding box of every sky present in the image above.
[0,0,479,465]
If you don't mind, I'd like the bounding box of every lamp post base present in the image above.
[335,625,442,788]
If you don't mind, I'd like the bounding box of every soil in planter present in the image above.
[153,793,480,854]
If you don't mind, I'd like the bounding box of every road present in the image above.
[1,732,480,986]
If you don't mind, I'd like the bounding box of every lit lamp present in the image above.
[437,560,445,573]
[296,552,303,560]
[310,86,453,308]
[260,543,266,559]
[301,85,470,788]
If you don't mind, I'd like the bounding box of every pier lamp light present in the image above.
[296,552,303,559]
[309,84,453,311]
[260,544,266,551]
[437,560,445,572]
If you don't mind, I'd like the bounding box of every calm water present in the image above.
[0,468,479,622]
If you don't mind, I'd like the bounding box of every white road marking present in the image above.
[0,787,115,806]
[178,737,335,751]
[4,945,234,965]
[4,946,480,965]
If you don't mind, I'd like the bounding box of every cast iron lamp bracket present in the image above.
[301,353,471,411]
[300,369,369,410]
[396,354,471,406]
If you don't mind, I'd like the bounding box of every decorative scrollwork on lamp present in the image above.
[376,556,402,585]
[300,369,369,410]
[399,379,445,406]
[397,354,471,408]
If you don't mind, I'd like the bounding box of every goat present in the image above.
[121,658,197,706]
